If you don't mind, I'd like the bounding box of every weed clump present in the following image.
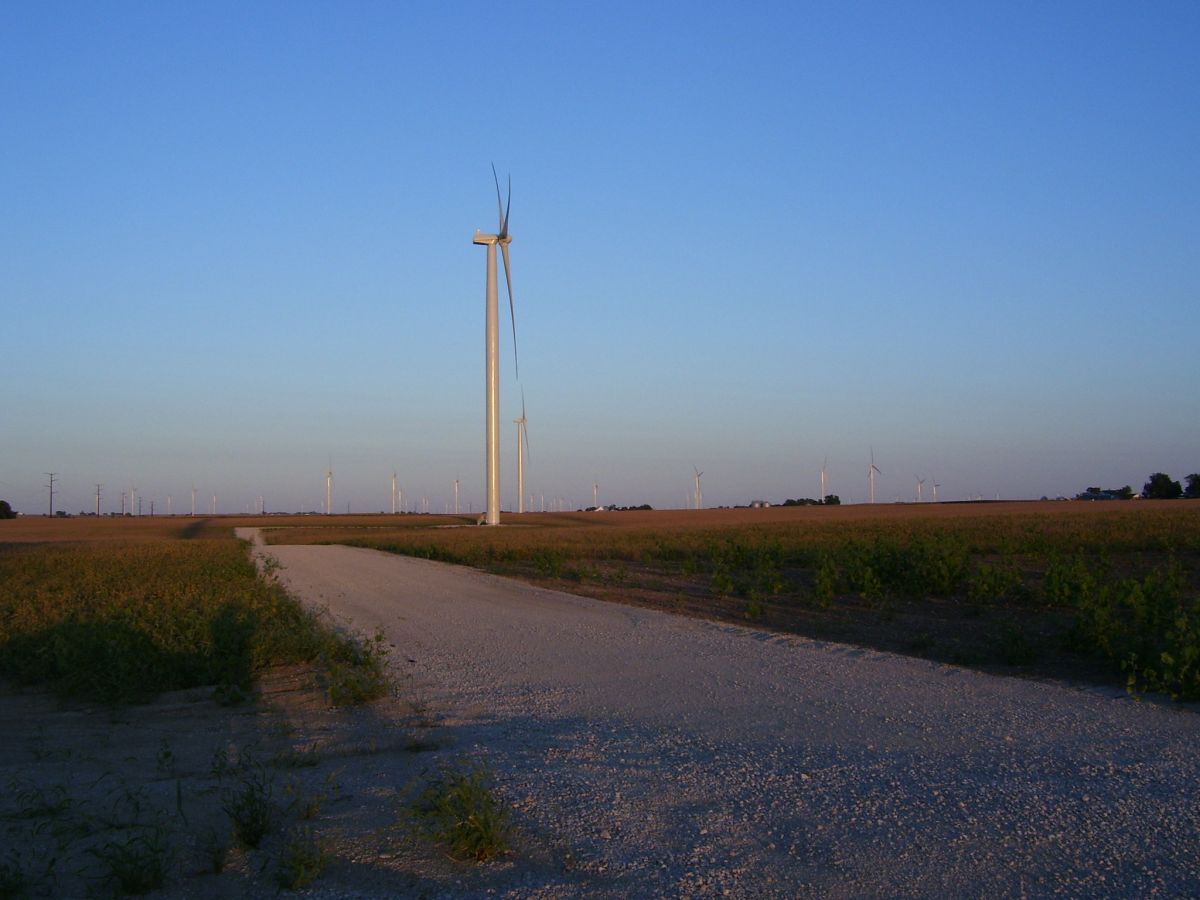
[89,828,171,895]
[409,764,511,861]
[274,826,328,890]
[223,763,275,848]
[321,627,392,706]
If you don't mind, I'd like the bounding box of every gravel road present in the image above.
[246,531,1200,898]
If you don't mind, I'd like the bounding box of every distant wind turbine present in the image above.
[514,390,529,514]
[391,472,398,515]
[932,480,940,503]
[326,465,333,517]
[593,482,599,509]
[869,450,881,504]
[820,456,828,501]
[693,466,704,510]
[916,476,925,502]
[473,165,518,526]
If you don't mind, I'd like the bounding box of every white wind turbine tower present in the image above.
[693,466,704,510]
[820,456,828,502]
[473,165,519,526]
[932,479,940,503]
[916,476,925,502]
[326,465,333,516]
[514,390,529,514]
[191,486,197,517]
[593,482,599,509]
[454,479,460,515]
[391,472,398,515]
[868,450,881,504]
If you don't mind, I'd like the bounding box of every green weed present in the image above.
[323,627,392,706]
[274,826,328,890]
[409,764,511,862]
[222,764,275,848]
[89,827,171,895]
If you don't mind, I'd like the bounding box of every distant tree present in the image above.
[1185,474,1200,499]
[1143,473,1183,500]
[823,494,841,505]
[0,500,15,519]
[1114,485,1134,501]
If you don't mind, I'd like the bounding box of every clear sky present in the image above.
[3,2,1197,514]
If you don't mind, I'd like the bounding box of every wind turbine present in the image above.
[391,472,398,515]
[693,466,704,510]
[932,480,941,503]
[916,476,925,502]
[473,165,518,526]
[593,482,599,509]
[869,450,881,504]
[820,456,828,502]
[326,464,333,517]
[514,390,529,514]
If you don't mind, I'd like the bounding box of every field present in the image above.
[0,516,443,897]
[0,516,387,704]
[262,501,1200,700]
[2,504,1198,894]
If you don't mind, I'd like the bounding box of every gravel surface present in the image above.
[247,530,1200,898]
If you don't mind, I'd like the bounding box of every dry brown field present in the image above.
[7,501,1197,696]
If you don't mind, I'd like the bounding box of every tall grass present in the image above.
[0,535,383,704]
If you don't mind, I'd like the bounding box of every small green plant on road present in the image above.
[409,763,511,862]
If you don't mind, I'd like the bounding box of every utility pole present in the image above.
[150,500,155,516]
[138,495,143,516]
[46,473,57,516]
[95,483,102,517]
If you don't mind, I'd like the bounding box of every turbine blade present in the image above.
[501,241,517,377]
[503,174,511,236]
[492,163,505,235]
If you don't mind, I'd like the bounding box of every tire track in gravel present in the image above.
[243,530,1200,898]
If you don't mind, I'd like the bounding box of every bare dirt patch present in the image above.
[0,664,554,897]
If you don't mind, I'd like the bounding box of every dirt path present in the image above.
[241,528,1200,897]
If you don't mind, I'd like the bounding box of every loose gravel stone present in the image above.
[249,531,1200,897]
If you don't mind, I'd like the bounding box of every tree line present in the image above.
[1078,473,1200,501]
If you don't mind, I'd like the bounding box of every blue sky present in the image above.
[3,2,1197,514]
